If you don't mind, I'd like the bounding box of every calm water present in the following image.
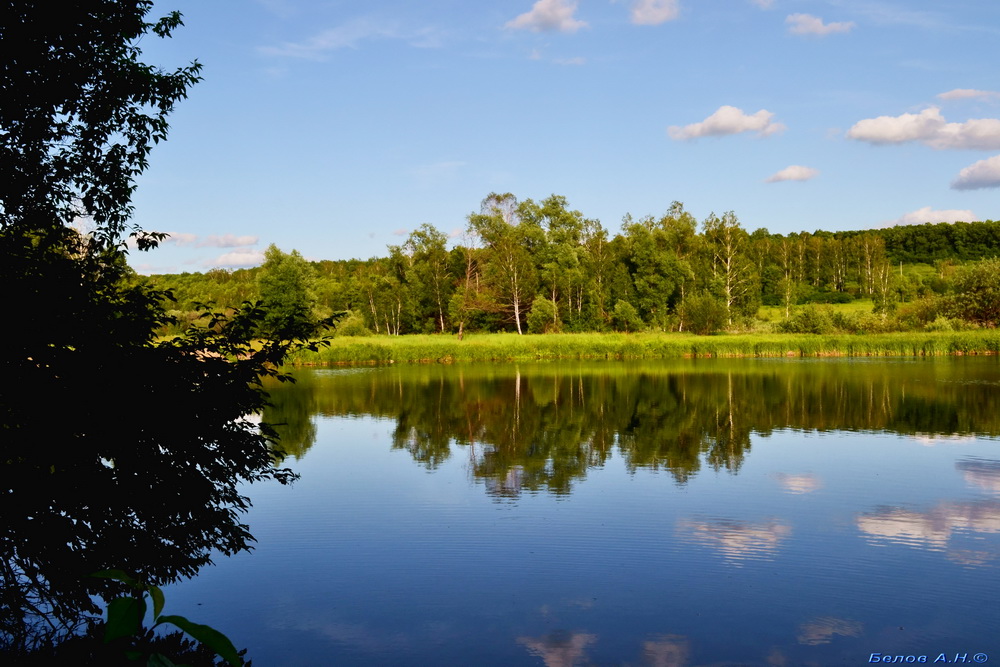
[167,358,1000,666]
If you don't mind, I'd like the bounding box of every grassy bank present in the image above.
[287,330,1000,365]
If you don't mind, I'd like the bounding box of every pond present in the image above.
[166,357,1000,666]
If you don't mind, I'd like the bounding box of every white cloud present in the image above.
[786,13,856,36]
[208,249,265,268]
[260,19,442,59]
[554,56,586,66]
[505,0,587,33]
[886,206,977,227]
[157,233,259,248]
[846,107,1000,150]
[392,228,408,237]
[952,155,1000,191]
[260,19,395,59]
[668,105,785,140]
[631,0,680,25]
[163,232,199,246]
[198,234,259,248]
[751,0,774,8]
[765,165,819,183]
[938,89,1000,102]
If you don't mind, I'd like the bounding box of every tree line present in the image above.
[144,194,1000,336]
[262,361,1000,496]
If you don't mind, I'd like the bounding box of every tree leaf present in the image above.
[149,584,166,619]
[104,596,144,642]
[92,569,139,587]
[156,615,241,666]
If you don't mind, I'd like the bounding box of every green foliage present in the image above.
[527,296,561,333]
[611,300,643,333]
[90,569,243,666]
[777,305,835,335]
[334,310,372,337]
[287,330,1000,365]
[404,224,453,332]
[678,293,727,335]
[140,193,1000,339]
[257,244,319,338]
[944,257,1000,326]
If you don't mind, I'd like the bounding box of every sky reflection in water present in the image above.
[166,358,1000,666]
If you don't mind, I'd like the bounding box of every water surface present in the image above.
[168,358,1000,665]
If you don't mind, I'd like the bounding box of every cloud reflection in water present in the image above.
[676,518,792,565]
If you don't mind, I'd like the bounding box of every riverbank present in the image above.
[287,330,1000,365]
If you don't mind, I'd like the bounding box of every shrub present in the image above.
[777,305,834,334]
[611,300,644,333]
[944,258,1000,326]
[925,316,955,332]
[335,311,372,337]
[527,296,561,334]
[678,293,726,335]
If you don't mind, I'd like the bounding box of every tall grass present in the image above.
[287,330,1000,365]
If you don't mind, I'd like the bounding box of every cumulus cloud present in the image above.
[847,107,1000,150]
[668,105,785,140]
[786,13,856,36]
[208,248,266,268]
[631,0,680,25]
[886,206,977,227]
[937,89,1000,102]
[952,155,1000,191]
[765,165,819,183]
[505,0,587,33]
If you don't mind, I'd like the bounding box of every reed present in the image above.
[286,330,1000,365]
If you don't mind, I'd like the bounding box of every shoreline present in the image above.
[286,331,1000,366]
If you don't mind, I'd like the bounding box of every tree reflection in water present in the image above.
[264,358,1000,499]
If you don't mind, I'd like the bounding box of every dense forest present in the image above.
[142,194,1000,336]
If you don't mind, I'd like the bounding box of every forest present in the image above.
[142,193,1000,338]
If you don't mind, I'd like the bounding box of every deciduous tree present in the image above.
[0,2,316,653]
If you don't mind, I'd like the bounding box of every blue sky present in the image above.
[129,0,1000,273]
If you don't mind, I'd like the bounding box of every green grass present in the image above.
[287,330,1000,365]
[758,299,874,321]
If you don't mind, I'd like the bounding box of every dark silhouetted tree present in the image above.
[0,2,319,656]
